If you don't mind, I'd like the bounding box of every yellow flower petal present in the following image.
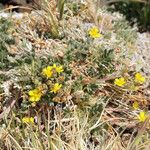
[47,66,52,70]
[22,117,34,123]
[50,83,62,93]
[52,64,64,73]
[28,88,42,102]
[137,111,147,122]
[114,77,126,87]
[135,73,145,84]
[42,66,53,78]
[88,27,102,38]
[28,90,34,96]
[52,64,57,68]
[56,66,64,73]
[29,117,34,123]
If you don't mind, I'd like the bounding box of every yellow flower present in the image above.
[88,27,102,38]
[50,83,62,93]
[42,66,53,78]
[135,73,145,84]
[52,64,57,68]
[114,77,126,87]
[28,88,42,102]
[137,111,147,122]
[22,117,34,124]
[133,101,139,110]
[52,64,64,73]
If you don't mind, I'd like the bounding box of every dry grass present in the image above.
[0,105,149,150]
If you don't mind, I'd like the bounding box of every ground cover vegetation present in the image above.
[0,0,150,149]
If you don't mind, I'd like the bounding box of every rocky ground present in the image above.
[134,32,150,99]
[135,33,150,78]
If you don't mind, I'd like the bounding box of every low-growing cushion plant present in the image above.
[0,0,149,149]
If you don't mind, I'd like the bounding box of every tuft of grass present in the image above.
[35,0,66,38]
